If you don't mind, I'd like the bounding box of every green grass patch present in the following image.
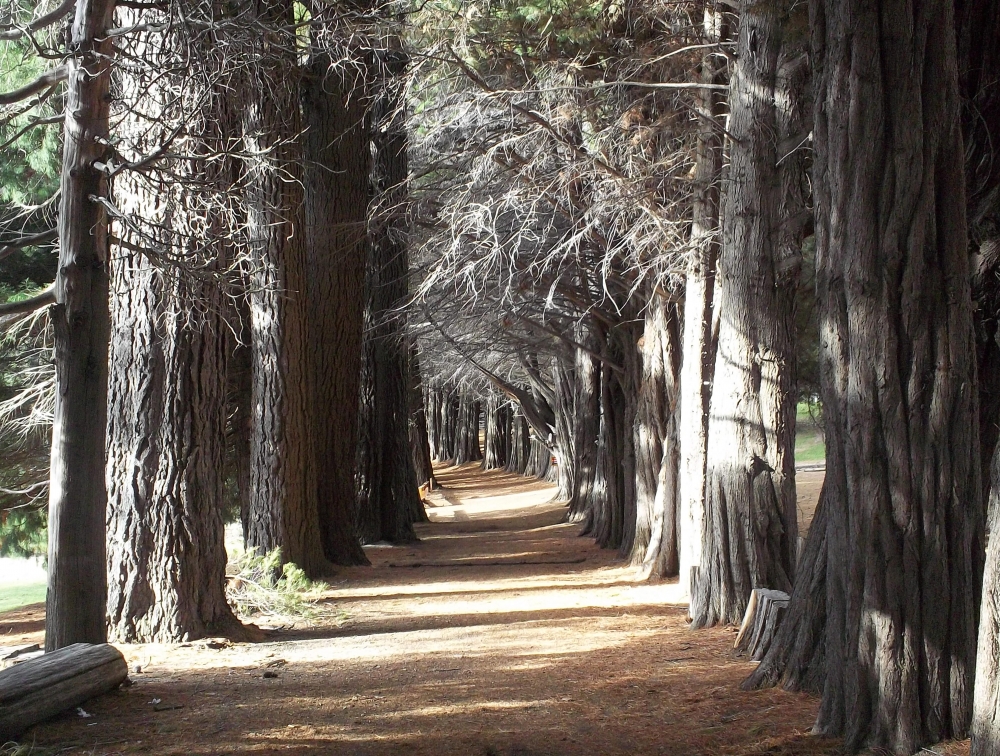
[795,425,826,464]
[0,581,45,613]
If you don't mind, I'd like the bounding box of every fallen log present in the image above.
[734,588,789,661]
[0,643,128,739]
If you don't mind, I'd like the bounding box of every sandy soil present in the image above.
[0,465,969,755]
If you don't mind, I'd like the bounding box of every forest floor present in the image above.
[0,464,968,756]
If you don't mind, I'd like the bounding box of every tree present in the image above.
[105,3,248,643]
[676,2,726,601]
[689,0,806,628]
[241,0,332,577]
[356,32,426,543]
[748,1,980,752]
[45,0,116,651]
[301,3,371,565]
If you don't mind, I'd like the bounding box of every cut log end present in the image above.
[0,643,128,739]
[734,588,789,661]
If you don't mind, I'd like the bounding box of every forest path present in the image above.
[6,464,849,756]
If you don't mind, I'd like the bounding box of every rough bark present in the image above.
[677,3,726,603]
[551,357,576,501]
[567,326,601,523]
[105,7,245,643]
[803,0,981,750]
[355,45,424,544]
[690,0,803,629]
[241,0,331,577]
[634,294,683,577]
[301,16,371,566]
[586,325,640,552]
[965,4,1000,748]
[45,0,116,651]
[409,348,438,488]
[482,395,511,470]
[506,409,531,475]
[453,396,482,464]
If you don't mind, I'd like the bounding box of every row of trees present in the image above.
[0,0,999,753]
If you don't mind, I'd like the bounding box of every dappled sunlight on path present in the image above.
[5,463,848,756]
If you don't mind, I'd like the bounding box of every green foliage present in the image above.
[0,508,45,557]
[226,547,331,620]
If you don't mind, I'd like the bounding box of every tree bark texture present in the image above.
[453,397,482,464]
[506,410,531,475]
[482,395,512,470]
[567,328,601,523]
[964,5,1000,749]
[633,294,682,577]
[355,47,424,544]
[241,0,331,577]
[551,357,576,501]
[105,8,245,643]
[46,0,116,651]
[301,20,371,566]
[690,0,803,629]
[409,347,437,488]
[677,3,727,603]
[585,325,640,552]
[807,0,981,750]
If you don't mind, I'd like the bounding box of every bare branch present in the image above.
[0,285,55,316]
[0,65,68,106]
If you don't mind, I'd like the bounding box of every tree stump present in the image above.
[734,588,790,661]
[0,643,128,739]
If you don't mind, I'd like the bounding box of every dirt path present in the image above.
[0,465,960,755]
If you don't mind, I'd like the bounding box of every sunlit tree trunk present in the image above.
[633,293,682,577]
[45,0,116,651]
[677,3,727,604]
[690,0,804,628]
[761,0,980,751]
[241,0,331,577]
[105,6,246,642]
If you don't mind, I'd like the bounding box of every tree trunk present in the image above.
[568,327,601,523]
[45,0,116,651]
[690,0,802,629]
[551,356,576,501]
[300,15,371,566]
[677,3,727,603]
[963,4,1000,749]
[453,396,482,464]
[506,410,531,475]
[355,43,424,544]
[482,396,511,470]
[105,7,246,643]
[241,0,331,577]
[802,0,981,750]
[409,347,438,488]
[633,293,682,577]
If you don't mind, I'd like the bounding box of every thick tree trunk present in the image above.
[506,410,531,475]
[800,0,981,751]
[633,294,682,577]
[45,0,116,651]
[301,18,370,566]
[482,396,511,470]
[677,4,727,603]
[409,348,438,488]
[105,8,246,643]
[453,396,482,464]
[963,4,1000,749]
[587,325,640,552]
[355,46,424,544]
[568,328,601,522]
[241,0,331,577]
[690,0,803,629]
[551,357,576,501]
